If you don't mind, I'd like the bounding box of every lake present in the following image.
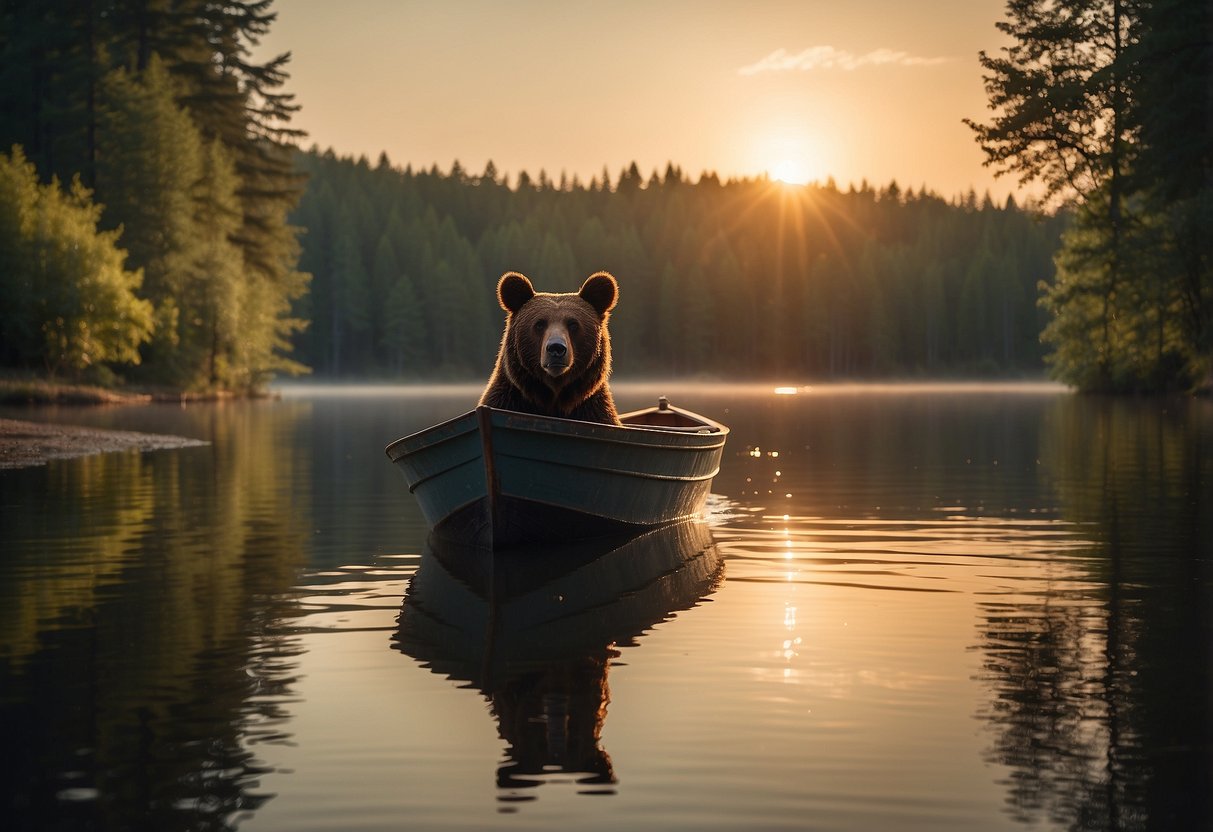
[2,383,1210,831]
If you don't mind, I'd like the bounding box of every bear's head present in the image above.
[495,270,618,407]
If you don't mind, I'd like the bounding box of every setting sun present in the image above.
[770,159,812,185]
[754,128,822,186]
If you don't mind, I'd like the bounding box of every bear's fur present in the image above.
[479,271,621,424]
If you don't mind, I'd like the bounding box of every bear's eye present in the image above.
[533,319,547,333]
[566,318,580,334]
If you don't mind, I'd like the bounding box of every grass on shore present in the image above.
[0,375,255,405]
[0,378,150,405]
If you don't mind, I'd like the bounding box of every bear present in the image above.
[479,271,621,425]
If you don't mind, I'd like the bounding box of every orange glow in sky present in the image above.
[255,0,1023,200]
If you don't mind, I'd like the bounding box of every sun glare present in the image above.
[770,159,811,185]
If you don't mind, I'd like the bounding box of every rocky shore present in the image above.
[0,418,207,469]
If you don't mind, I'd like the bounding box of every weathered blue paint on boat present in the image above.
[384,399,728,549]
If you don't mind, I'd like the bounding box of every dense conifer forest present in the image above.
[291,149,1065,380]
[1,0,1207,392]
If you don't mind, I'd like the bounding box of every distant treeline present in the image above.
[292,149,1066,380]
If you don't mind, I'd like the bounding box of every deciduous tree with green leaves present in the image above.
[0,147,153,378]
[0,0,308,392]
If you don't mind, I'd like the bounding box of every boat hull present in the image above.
[386,404,728,548]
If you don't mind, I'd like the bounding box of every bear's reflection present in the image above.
[490,650,616,790]
[393,520,723,798]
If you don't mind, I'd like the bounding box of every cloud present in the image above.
[739,46,954,75]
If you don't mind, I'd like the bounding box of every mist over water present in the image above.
[1,383,1209,831]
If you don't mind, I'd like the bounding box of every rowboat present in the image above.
[384,397,728,549]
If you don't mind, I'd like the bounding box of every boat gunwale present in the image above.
[491,420,727,453]
[492,449,722,483]
[386,403,729,463]
[385,409,479,462]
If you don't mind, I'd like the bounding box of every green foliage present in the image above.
[96,58,206,382]
[1129,0,1213,387]
[965,0,1137,204]
[1042,196,1201,392]
[291,149,1065,379]
[188,139,247,386]
[0,146,153,377]
[0,0,308,393]
[971,0,1212,392]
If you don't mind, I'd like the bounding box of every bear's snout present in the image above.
[542,331,571,376]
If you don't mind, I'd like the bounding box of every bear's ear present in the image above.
[579,271,618,317]
[497,272,535,313]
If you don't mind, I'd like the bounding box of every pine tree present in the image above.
[963,0,1208,390]
[1128,0,1213,386]
[370,233,403,367]
[163,0,309,389]
[326,212,371,375]
[970,0,1212,390]
[190,139,245,388]
[96,58,205,383]
[382,273,428,375]
[0,1,103,187]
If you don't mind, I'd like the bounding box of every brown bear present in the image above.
[479,271,621,424]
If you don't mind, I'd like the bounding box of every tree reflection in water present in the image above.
[974,396,1213,831]
[0,403,312,831]
[393,519,724,805]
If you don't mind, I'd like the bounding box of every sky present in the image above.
[254,0,1028,201]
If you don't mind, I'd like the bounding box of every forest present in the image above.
[290,150,1064,380]
[0,0,1208,392]
[0,0,306,392]
[967,0,1212,393]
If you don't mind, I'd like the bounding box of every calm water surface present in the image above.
[2,383,1210,831]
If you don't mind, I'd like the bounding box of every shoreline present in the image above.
[0,417,208,470]
[0,377,273,406]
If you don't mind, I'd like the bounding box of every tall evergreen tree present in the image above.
[0,0,105,187]
[968,0,1213,391]
[190,139,245,387]
[1127,0,1213,386]
[966,0,1139,386]
[96,58,205,383]
[382,273,428,374]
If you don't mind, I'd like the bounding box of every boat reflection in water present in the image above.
[392,519,724,799]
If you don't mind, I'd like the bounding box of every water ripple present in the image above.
[710,510,1092,596]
